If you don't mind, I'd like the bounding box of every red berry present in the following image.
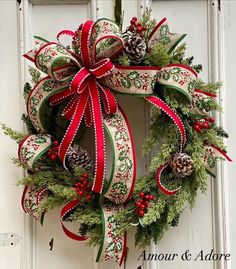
[53,140,59,147]
[56,146,60,150]
[139,192,145,198]
[149,195,154,201]
[142,26,147,31]
[86,195,92,201]
[141,204,145,210]
[130,19,135,25]
[202,122,209,129]
[50,154,57,160]
[138,199,143,204]
[139,210,145,217]
[145,194,150,200]
[134,209,139,214]
[144,200,149,206]
[132,17,137,22]
[129,25,134,31]
[208,117,215,123]
[196,121,204,127]
[137,26,142,33]
[82,180,88,186]
[136,202,142,208]
[194,125,201,133]
[83,173,88,179]
[78,190,83,196]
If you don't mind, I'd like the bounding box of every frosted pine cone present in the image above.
[123,32,146,64]
[65,145,94,173]
[170,153,194,177]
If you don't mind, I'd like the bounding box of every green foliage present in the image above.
[214,126,229,138]
[21,114,37,134]
[0,123,25,143]
[194,80,222,93]
[117,53,130,66]
[140,8,157,41]
[143,43,170,67]
[114,0,122,27]
[11,157,28,168]
[23,82,31,101]
[170,43,187,63]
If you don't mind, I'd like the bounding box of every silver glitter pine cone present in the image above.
[170,153,194,178]
[123,32,146,64]
[65,145,94,173]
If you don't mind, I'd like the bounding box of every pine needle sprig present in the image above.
[0,123,25,143]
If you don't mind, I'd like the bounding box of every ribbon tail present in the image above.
[88,79,106,193]
[58,90,89,167]
[60,199,88,241]
[146,96,186,147]
[156,164,181,195]
[99,84,118,114]
[84,99,93,127]
[96,204,127,265]
[62,95,79,120]
[103,106,136,204]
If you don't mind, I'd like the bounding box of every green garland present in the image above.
[1,8,228,249]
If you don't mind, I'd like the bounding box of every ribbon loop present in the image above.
[35,43,80,80]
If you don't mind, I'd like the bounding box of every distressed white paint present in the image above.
[0,0,235,269]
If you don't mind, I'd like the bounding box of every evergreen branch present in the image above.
[11,157,28,168]
[21,114,37,134]
[143,43,170,67]
[0,123,25,143]
[194,80,222,93]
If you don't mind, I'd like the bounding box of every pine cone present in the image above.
[170,153,194,178]
[123,32,146,64]
[65,145,94,173]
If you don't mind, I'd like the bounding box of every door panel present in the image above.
[151,1,214,269]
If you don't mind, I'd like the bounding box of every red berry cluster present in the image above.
[134,192,154,217]
[47,140,60,160]
[129,17,147,35]
[193,117,215,133]
[74,173,93,201]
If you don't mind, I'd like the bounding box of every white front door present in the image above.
[0,1,233,269]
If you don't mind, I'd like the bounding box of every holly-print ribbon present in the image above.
[21,185,48,220]
[97,204,127,265]
[18,134,52,170]
[203,145,232,176]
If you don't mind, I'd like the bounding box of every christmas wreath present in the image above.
[2,9,231,265]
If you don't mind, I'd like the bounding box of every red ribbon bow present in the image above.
[50,21,118,193]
